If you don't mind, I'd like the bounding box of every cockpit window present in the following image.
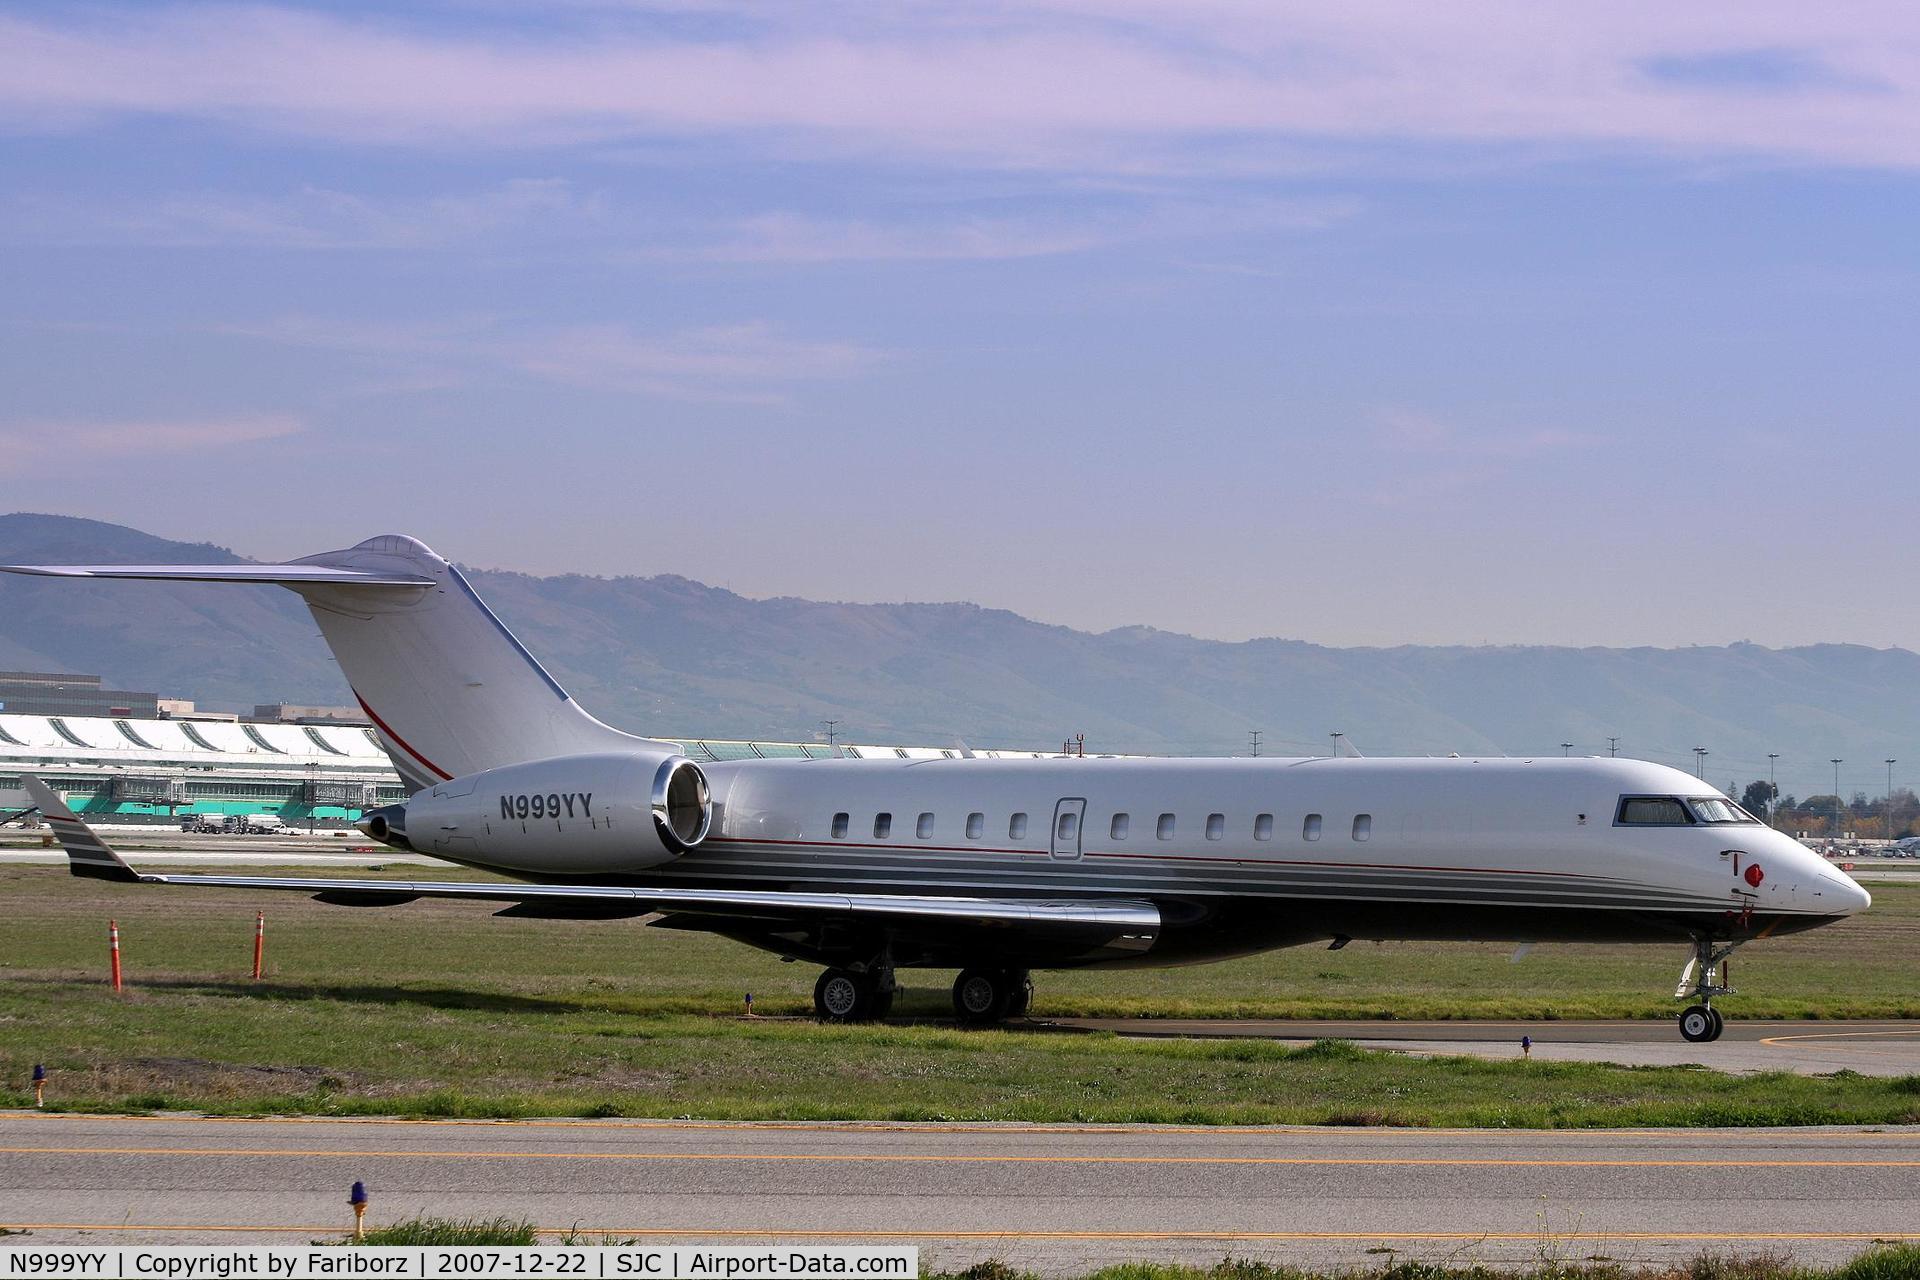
[1687,797,1758,824]
[1616,796,1692,826]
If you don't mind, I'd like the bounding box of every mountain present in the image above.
[2,512,1916,789]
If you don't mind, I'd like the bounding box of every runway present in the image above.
[4,1114,1917,1273]
[1052,1017,1920,1076]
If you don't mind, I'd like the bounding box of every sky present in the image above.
[1,2,1918,648]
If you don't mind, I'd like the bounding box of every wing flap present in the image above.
[118,871,1160,929]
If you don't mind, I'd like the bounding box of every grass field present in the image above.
[2,867,1918,1123]
[342,1225,1920,1280]
[339,1218,1920,1278]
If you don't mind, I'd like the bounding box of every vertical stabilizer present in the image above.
[1,534,664,788]
[287,536,657,787]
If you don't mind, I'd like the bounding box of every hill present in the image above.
[2,512,1915,788]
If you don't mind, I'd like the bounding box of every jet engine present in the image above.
[361,750,711,874]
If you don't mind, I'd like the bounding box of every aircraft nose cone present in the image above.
[1821,870,1872,914]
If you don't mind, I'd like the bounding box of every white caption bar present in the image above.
[0,1249,918,1280]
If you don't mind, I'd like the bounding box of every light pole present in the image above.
[1561,742,1573,757]
[1832,758,1844,839]
[821,720,839,749]
[1767,753,1779,828]
[1888,758,1898,839]
[1330,731,1344,759]
[1692,746,1708,779]
[1607,737,1619,758]
[1249,730,1262,758]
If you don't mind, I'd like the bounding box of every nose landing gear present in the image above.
[1674,936,1739,1043]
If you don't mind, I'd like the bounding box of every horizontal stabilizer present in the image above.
[0,563,432,587]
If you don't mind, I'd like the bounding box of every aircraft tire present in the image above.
[1707,1007,1725,1041]
[1004,971,1033,1019]
[952,967,1013,1025]
[1678,1005,1716,1043]
[814,968,874,1022]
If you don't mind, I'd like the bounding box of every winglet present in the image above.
[20,777,139,882]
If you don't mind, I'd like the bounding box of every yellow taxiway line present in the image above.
[9,1113,1920,1140]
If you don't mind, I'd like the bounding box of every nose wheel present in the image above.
[1678,1004,1724,1043]
[1673,936,1738,1042]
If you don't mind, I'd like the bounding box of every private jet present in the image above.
[4,535,1871,1041]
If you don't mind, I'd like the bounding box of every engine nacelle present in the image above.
[380,750,711,874]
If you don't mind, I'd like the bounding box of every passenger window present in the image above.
[1303,813,1322,841]
[874,813,892,839]
[1352,814,1372,842]
[916,812,934,839]
[1618,797,1691,826]
[831,812,849,839]
[1010,812,1028,840]
[1110,812,1129,840]
[966,812,984,840]
[1254,813,1273,841]
[1205,813,1225,841]
[1156,813,1175,840]
[1057,811,1078,841]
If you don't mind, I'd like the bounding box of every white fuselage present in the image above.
[567,753,1868,960]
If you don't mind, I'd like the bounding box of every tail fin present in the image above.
[2,535,660,787]
[21,776,140,881]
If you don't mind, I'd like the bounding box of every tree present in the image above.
[1741,780,1777,818]
[1889,787,1920,839]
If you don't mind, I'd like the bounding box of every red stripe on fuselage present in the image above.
[353,690,452,781]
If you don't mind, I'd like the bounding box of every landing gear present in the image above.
[813,965,897,1023]
[952,968,1031,1025]
[814,968,871,1021]
[1006,972,1033,1019]
[1673,936,1738,1043]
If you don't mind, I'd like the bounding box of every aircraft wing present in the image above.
[19,777,1160,933]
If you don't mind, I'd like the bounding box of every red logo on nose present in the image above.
[1744,863,1765,888]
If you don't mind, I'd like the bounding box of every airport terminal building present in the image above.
[0,672,1063,826]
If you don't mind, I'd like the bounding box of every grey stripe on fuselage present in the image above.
[646,840,1741,914]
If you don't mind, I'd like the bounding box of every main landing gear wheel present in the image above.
[814,967,874,1022]
[953,968,1022,1025]
[1004,971,1033,1020]
[1678,1005,1719,1043]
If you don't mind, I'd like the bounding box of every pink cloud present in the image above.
[1,4,1918,169]
[0,415,303,462]
[218,315,888,403]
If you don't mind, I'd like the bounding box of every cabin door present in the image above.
[1050,797,1086,860]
